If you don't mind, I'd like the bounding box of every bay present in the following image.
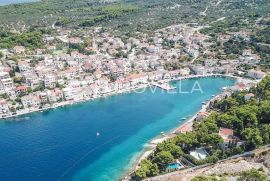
[0,0,39,6]
[0,77,235,181]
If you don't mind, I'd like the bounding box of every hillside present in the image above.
[147,146,270,181]
[0,0,270,36]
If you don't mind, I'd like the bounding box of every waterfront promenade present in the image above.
[1,73,240,120]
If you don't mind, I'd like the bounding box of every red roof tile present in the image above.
[219,128,233,136]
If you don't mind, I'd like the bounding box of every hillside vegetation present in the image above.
[132,76,270,180]
[1,0,269,36]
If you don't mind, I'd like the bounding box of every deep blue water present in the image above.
[0,0,38,6]
[0,78,234,181]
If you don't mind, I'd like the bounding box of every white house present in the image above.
[247,70,266,79]
[44,75,56,88]
[0,72,13,92]
[25,74,40,89]
[18,61,31,73]
[179,68,190,76]
[39,92,48,103]
[204,59,217,67]
[63,87,74,101]
[190,66,207,75]
[72,88,84,101]
[21,94,41,108]
[0,99,10,116]
[190,148,209,160]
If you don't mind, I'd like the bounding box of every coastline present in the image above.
[126,93,215,172]
[0,0,40,6]
[121,74,242,179]
[1,73,242,180]
[1,73,238,121]
[1,84,149,120]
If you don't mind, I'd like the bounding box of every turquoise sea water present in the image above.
[0,77,234,181]
[0,0,38,6]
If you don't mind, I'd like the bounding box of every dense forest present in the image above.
[132,76,270,180]
[0,29,45,49]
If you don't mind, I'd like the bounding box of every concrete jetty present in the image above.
[151,82,176,91]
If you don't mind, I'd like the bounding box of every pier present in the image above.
[151,82,176,91]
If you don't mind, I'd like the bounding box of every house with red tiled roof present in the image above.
[126,73,148,86]
[196,111,209,121]
[218,128,244,150]
[230,82,246,92]
[244,93,255,101]
[82,62,95,73]
[45,89,63,103]
[16,85,28,94]
[219,127,234,150]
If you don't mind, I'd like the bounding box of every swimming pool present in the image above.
[166,163,183,171]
